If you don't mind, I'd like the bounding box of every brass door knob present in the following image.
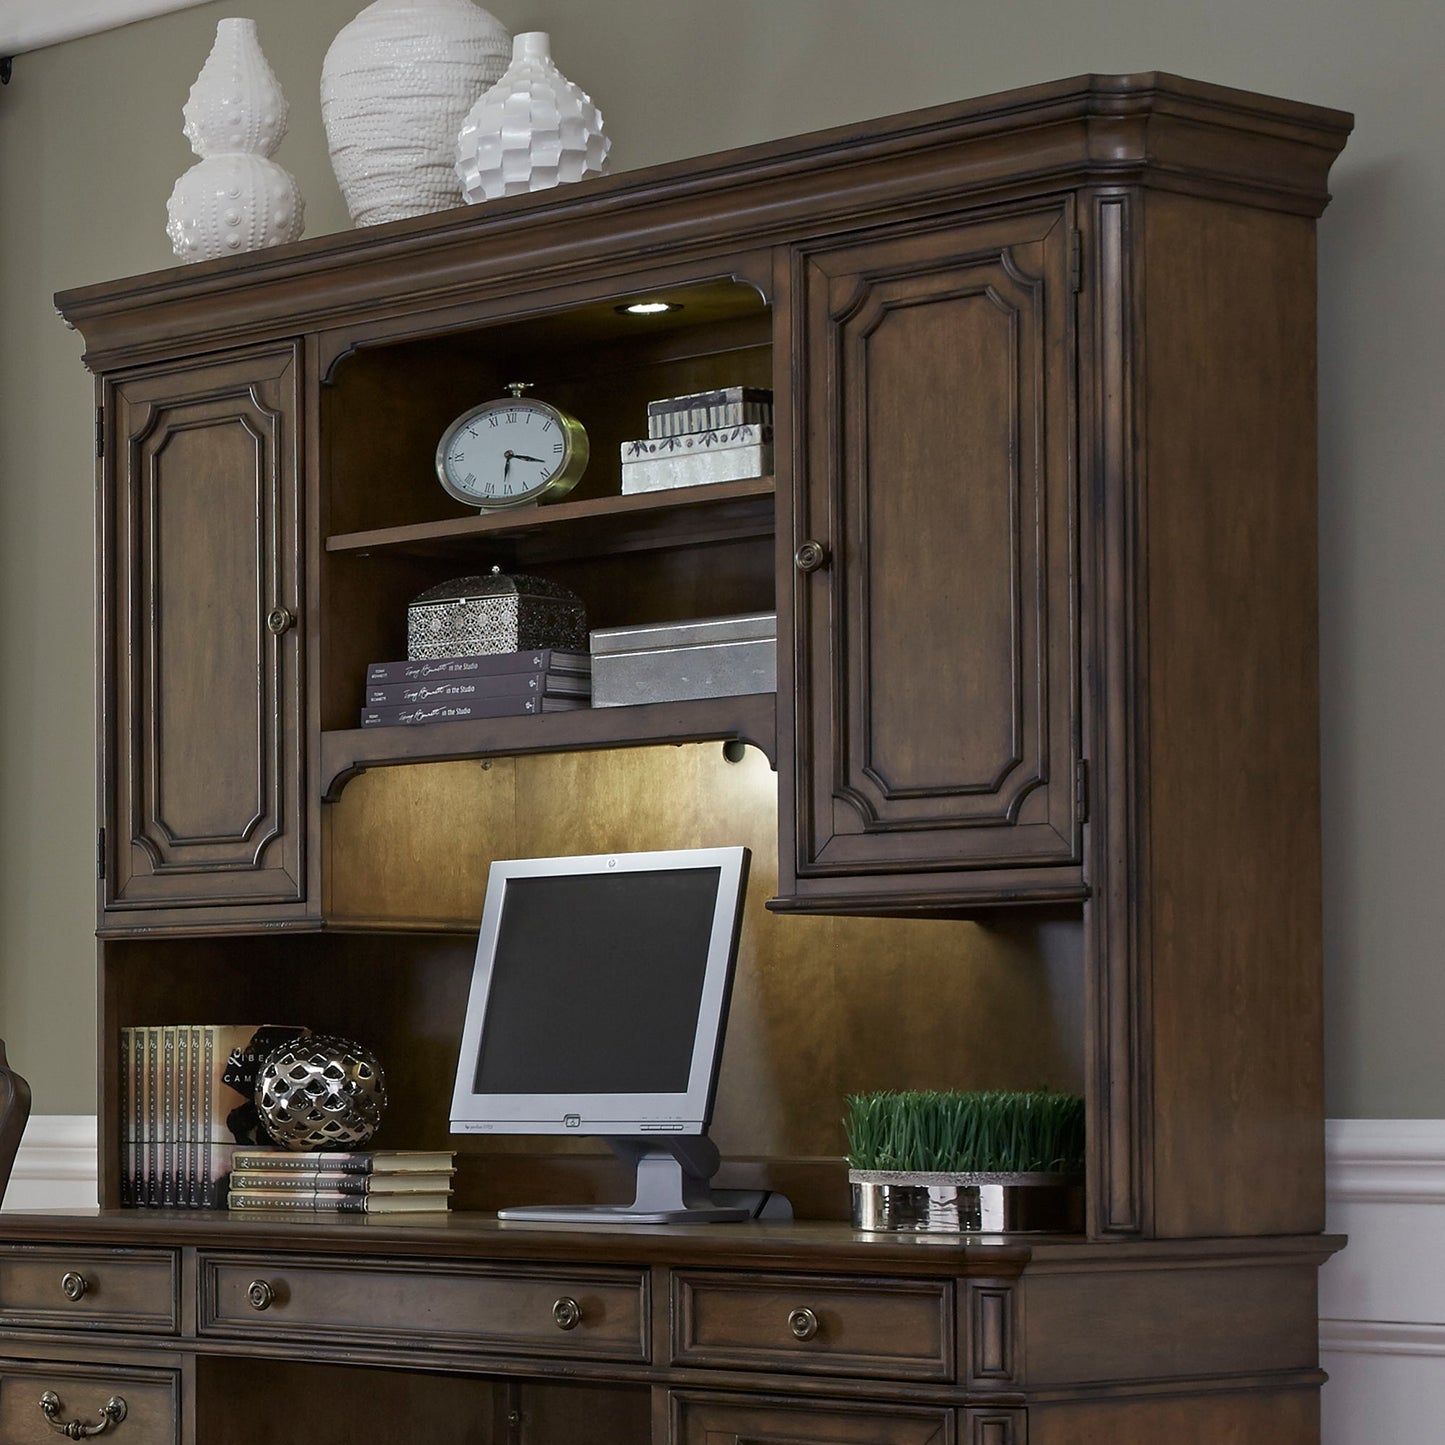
[794,540,830,574]
[788,1306,820,1341]
[247,1279,275,1311]
[265,606,296,635]
[60,1271,88,1302]
[552,1296,582,1330]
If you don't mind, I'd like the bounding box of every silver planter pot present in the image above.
[849,1170,1083,1234]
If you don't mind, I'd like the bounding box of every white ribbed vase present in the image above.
[166,19,304,263]
[322,0,511,227]
[456,31,611,204]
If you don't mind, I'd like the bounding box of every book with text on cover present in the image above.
[226,1189,452,1214]
[228,1148,456,1174]
[228,1170,454,1194]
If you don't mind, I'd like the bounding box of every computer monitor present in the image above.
[450,845,783,1223]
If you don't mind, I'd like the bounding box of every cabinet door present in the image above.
[103,346,304,912]
[784,204,1079,908]
[671,1391,952,1444]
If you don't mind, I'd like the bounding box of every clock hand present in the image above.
[508,453,546,464]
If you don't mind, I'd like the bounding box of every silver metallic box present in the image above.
[589,612,777,707]
[407,571,587,661]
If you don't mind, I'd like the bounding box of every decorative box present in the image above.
[407,569,587,661]
[589,612,777,707]
[620,424,773,495]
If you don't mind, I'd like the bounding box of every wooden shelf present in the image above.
[321,691,777,800]
[326,476,776,568]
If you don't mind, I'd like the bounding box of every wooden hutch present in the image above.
[0,72,1349,1444]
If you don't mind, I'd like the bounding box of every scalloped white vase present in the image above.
[455,31,611,204]
[166,18,304,263]
[322,0,511,227]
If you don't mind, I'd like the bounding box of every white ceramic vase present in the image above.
[166,19,304,264]
[321,0,511,227]
[455,31,611,205]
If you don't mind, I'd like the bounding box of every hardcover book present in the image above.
[359,695,587,728]
[227,1170,455,1194]
[364,670,590,708]
[364,649,590,686]
[228,1148,456,1174]
[226,1189,452,1213]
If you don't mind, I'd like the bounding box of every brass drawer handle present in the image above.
[265,606,296,635]
[60,1271,88,1302]
[552,1296,582,1330]
[794,539,830,574]
[39,1390,127,1438]
[247,1279,275,1311]
[788,1306,820,1341]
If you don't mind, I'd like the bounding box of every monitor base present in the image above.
[496,1137,792,1226]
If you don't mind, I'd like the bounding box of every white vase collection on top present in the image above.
[456,31,611,204]
[165,19,304,263]
[321,0,511,227]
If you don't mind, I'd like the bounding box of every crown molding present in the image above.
[0,0,210,57]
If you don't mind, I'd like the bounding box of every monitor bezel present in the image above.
[449,845,750,1137]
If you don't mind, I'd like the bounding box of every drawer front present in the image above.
[0,1246,178,1333]
[200,1253,649,1361]
[672,1390,952,1444]
[0,1360,177,1445]
[673,1270,953,1380]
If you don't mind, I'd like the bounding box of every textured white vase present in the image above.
[321,0,511,227]
[455,31,611,204]
[166,19,304,263]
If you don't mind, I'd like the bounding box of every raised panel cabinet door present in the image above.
[104,346,303,910]
[788,203,1079,900]
[671,1390,953,1444]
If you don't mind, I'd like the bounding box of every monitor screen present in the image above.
[450,846,750,1137]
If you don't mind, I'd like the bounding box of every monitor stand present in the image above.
[496,1136,791,1225]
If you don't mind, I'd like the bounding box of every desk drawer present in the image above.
[673,1270,953,1381]
[0,1360,178,1444]
[200,1253,649,1362]
[0,1245,178,1333]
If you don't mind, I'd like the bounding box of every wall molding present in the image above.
[0,1114,97,1210]
[0,1,210,57]
[1326,1117,1445,1203]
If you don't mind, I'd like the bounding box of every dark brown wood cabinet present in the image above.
[0,72,1352,1445]
[784,201,1081,909]
[102,347,306,918]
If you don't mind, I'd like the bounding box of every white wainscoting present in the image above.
[1320,1118,1445,1444]
[1,1114,97,1209]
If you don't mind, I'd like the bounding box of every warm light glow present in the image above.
[618,300,680,315]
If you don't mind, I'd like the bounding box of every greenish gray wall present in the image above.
[0,0,1434,1116]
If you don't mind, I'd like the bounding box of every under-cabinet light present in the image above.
[617,300,681,315]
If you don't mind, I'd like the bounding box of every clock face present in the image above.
[436,395,589,510]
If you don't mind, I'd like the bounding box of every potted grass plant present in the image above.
[844,1089,1085,1233]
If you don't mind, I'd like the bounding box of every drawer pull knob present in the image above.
[266,606,296,635]
[794,539,830,574]
[39,1390,127,1438]
[788,1306,820,1341]
[60,1271,88,1302]
[552,1296,582,1330]
[247,1279,275,1311]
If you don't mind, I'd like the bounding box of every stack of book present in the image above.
[225,1148,456,1214]
[119,1023,308,1209]
[620,387,774,495]
[360,647,591,728]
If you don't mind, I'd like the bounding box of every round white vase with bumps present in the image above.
[321,0,511,227]
[455,31,611,204]
[165,18,304,263]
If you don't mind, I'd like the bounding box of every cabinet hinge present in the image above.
[97,827,106,880]
[1069,230,1084,293]
[1075,759,1090,824]
[95,406,105,458]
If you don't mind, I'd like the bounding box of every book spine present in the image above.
[360,695,587,728]
[229,1171,372,1193]
[365,649,591,685]
[117,1027,133,1207]
[161,1027,177,1208]
[174,1025,190,1208]
[145,1025,161,1207]
[198,1030,216,1208]
[227,1190,370,1212]
[365,671,590,708]
[229,1151,373,1173]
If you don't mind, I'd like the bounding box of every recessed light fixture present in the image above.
[616,300,681,316]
